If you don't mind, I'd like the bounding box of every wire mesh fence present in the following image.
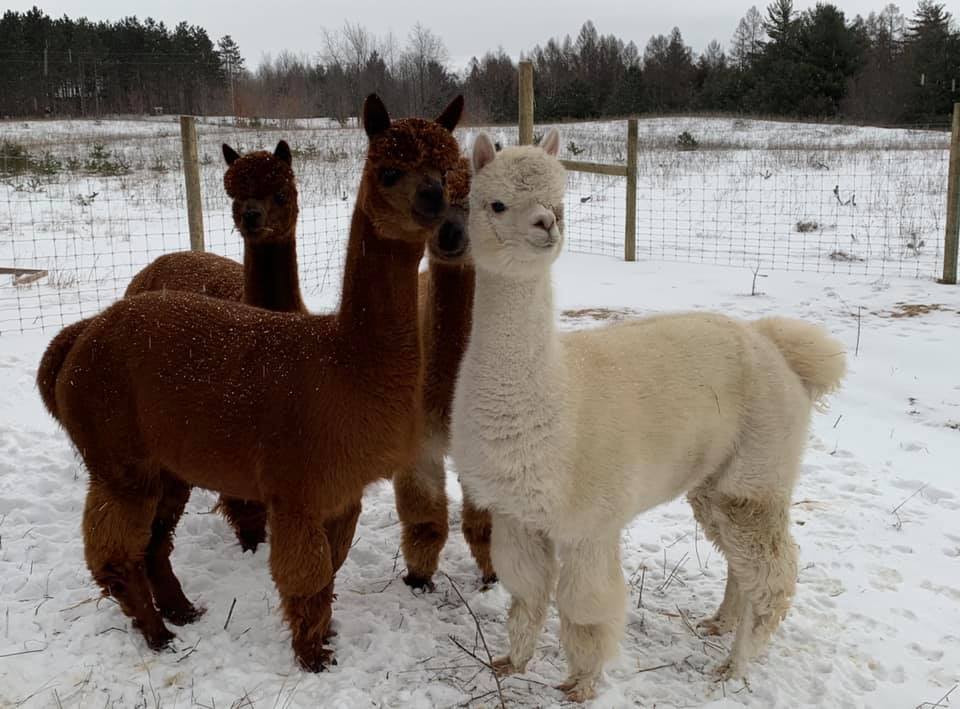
[0,114,954,335]
[0,116,361,334]
[557,117,951,280]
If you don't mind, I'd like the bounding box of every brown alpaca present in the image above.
[36,94,465,671]
[126,140,304,552]
[126,140,303,312]
[394,157,495,589]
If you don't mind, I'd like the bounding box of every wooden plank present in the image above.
[518,61,534,146]
[179,115,205,252]
[942,102,960,285]
[0,267,48,285]
[14,270,47,286]
[0,267,46,275]
[624,118,638,262]
[560,159,628,177]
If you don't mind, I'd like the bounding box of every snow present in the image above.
[1,116,949,334]
[2,254,959,708]
[1,113,958,706]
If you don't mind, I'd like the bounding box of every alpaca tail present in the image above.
[751,317,847,403]
[37,318,90,421]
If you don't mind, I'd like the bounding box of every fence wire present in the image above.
[0,115,953,335]
[559,117,950,281]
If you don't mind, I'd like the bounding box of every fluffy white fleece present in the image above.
[450,129,847,702]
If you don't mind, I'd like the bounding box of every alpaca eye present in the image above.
[274,193,287,206]
[491,201,507,214]
[381,168,403,186]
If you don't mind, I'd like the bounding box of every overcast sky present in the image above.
[9,0,896,70]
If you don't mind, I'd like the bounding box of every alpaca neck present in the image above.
[469,267,558,384]
[242,237,305,312]
[338,201,424,344]
[423,261,475,422]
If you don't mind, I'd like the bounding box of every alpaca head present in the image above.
[223,140,298,243]
[468,129,566,279]
[361,93,464,245]
[427,155,472,264]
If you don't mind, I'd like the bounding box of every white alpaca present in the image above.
[449,129,847,702]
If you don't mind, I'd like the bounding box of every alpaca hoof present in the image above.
[403,573,436,593]
[491,655,524,676]
[163,604,206,627]
[714,658,745,682]
[480,573,498,589]
[238,529,267,553]
[556,679,597,703]
[297,647,335,673]
[139,624,176,651]
[697,615,734,637]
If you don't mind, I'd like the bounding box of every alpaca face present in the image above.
[429,204,469,263]
[223,141,299,243]
[427,155,472,263]
[468,129,566,279]
[361,94,464,245]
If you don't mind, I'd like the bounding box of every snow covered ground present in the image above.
[2,255,959,708]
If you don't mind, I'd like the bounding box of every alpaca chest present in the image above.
[451,363,567,527]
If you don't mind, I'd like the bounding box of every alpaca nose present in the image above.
[534,210,556,232]
[414,180,445,219]
[242,209,263,229]
[437,219,466,256]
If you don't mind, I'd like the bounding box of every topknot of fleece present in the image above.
[223,152,297,200]
[447,156,472,206]
[366,118,461,174]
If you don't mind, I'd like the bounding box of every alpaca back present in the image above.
[126,251,243,301]
[559,313,747,525]
[558,311,815,525]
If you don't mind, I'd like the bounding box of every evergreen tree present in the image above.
[904,1,960,121]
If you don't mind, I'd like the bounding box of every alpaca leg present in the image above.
[313,500,362,644]
[217,496,268,553]
[394,450,448,590]
[267,498,337,671]
[83,475,174,650]
[325,501,362,574]
[461,493,496,585]
[711,495,798,679]
[689,488,744,636]
[145,474,204,625]
[489,512,556,675]
[555,535,626,703]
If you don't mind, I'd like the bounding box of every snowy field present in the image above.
[0,115,950,334]
[0,115,958,707]
[1,255,959,708]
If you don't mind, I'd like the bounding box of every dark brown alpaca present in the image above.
[394,157,495,589]
[126,140,303,312]
[36,94,465,671]
[126,140,303,551]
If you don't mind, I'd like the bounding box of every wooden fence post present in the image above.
[518,61,534,146]
[179,116,205,252]
[942,102,960,285]
[625,118,638,262]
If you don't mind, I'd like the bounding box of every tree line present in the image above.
[1,1,957,125]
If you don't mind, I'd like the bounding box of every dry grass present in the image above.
[873,303,956,318]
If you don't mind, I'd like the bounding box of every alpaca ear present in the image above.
[541,128,560,157]
[435,95,464,132]
[473,133,496,173]
[363,94,391,137]
[222,144,241,165]
[274,140,292,165]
